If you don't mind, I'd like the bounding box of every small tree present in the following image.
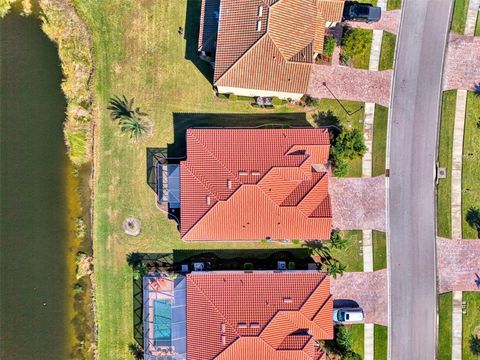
[126,252,143,268]
[470,335,480,358]
[119,116,150,140]
[336,326,353,353]
[466,207,480,238]
[132,263,148,281]
[108,95,135,121]
[332,128,367,161]
[323,36,336,57]
[327,260,347,279]
[288,261,296,270]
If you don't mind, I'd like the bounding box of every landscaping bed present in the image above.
[462,292,480,359]
[341,28,373,70]
[330,230,363,272]
[461,91,480,239]
[373,230,387,271]
[437,90,457,239]
[374,325,388,360]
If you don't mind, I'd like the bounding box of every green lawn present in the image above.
[374,325,388,360]
[372,230,387,271]
[351,324,365,359]
[461,91,480,239]
[69,0,323,358]
[342,28,373,70]
[330,230,363,272]
[372,104,388,176]
[379,32,396,71]
[315,99,366,177]
[476,12,480,36]
[438,292,453,360]
[462,292,480,360]
[387,0,402,10]
[437,90,457,239]
[451,0,468,34]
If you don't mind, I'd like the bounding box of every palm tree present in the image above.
[108,95,134,121]
[329,230,348,250]
[133,263,148,281]
[304,240,332,262]
[126,252,143,268]
[119,116,150,140]
[466,207,480,238]
[128,342,144,360]
[470,335,480,359]
[326,260,346,279]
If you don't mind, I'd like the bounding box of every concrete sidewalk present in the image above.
[451,90,467,240]
[452,291,463,360]
[465,0,480,36]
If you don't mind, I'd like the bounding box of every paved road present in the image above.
[388,1,452,359]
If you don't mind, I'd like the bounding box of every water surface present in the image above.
[1,11,71,359]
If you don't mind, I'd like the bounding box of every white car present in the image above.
[333,308,364,323]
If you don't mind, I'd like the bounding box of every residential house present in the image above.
[198,0,345,100]
[187,271,333,360]
[179,128,332,241]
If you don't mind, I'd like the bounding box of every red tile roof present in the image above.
[186,272,333,360]
[180,129,332,241]
[199,0,345,94]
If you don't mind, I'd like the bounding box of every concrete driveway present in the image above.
[331,269,387,325]
[330,176,386,231]
[437,238,480,293]
[388,1,452,359]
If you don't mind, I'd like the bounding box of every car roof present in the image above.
[345,309,364,321]
[368,7,382,20]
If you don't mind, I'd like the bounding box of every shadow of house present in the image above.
[168,112,312,158]
[184,0,214,83]
[173,248,313,271]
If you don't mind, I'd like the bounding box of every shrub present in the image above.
[243,262,253,270]
[217,93,229,100]
[229,94,238,101]
[272,97,287,106]
[323,36,336,57]
[342,28,371,57]
[306,96,320,108]
[65,128,88,166]
[288,261,296,270]
[333,158,349,177]
[343,351,362,360]
[237,95,255,102]
[332,128,367,161]
[292,239,300,245]
[336,326,353,353]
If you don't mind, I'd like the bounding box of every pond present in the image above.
[1,9,75,359]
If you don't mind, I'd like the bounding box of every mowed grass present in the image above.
[69,0,317,358]
[438,292,453,360]
[374,325,388,360]
[351,324,365,358]
[462,292,480,360]
[437,90,457,239]
[387,0,402,10]
[451,0,468,34]
[372,104,388,177]
[461,91,480,239]
[379,32,396,71]
[330,230,364,272]
[342,28,373,70]
[372,230,387,271]
[315,99,366,177]
[476,13,480,36]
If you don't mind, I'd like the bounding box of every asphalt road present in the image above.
[388,1,452,359]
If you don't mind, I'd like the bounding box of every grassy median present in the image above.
[374,325,388,360]
[373,230,387,271]
[462,292,480,360]
[461,91,480,239]
[437,90,457,239]
[372,104,388,177]
[351,324,365,358]
[379,32,396,71]
[438,292,453,360]
[451,0,468,34]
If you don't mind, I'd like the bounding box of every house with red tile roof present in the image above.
[179,128,332,241]
[198,0,345,100]
[186,271,333,360]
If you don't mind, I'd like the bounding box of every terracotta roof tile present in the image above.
[180,129,332,240]
[203,0,345,94]
[187,272,333,360]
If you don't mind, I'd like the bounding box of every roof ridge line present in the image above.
[281,171,325,208]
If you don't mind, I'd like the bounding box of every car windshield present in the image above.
[337,311,345,321]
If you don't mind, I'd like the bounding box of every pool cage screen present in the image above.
[143,274,187,360]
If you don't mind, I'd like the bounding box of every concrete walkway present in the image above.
[377,0,388,11]
[362,103,375,177]
[437,237,480,293]
[363,230,373,272]
[465,0,480,36]
[369,30,384,71]
[444,34,480,90]
[364,323,374,360]
[452,291,463,360]
[451,90,467,240]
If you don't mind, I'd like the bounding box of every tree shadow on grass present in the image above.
[168,112,312,158]
[183,0,214,83]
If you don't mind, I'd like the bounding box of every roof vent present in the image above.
[258,6,263,17]
[256,20,262,32]
[239,171,248,176]
[251,171,260,176]
[221,335,226,345]
[237,322,248,329]
[227,180,232,189]
[206,196,211,205]
[250,322,260,328]
[221,323,226,333]
[283,297,293,303]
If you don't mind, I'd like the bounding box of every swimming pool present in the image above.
[153,299,172,344]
